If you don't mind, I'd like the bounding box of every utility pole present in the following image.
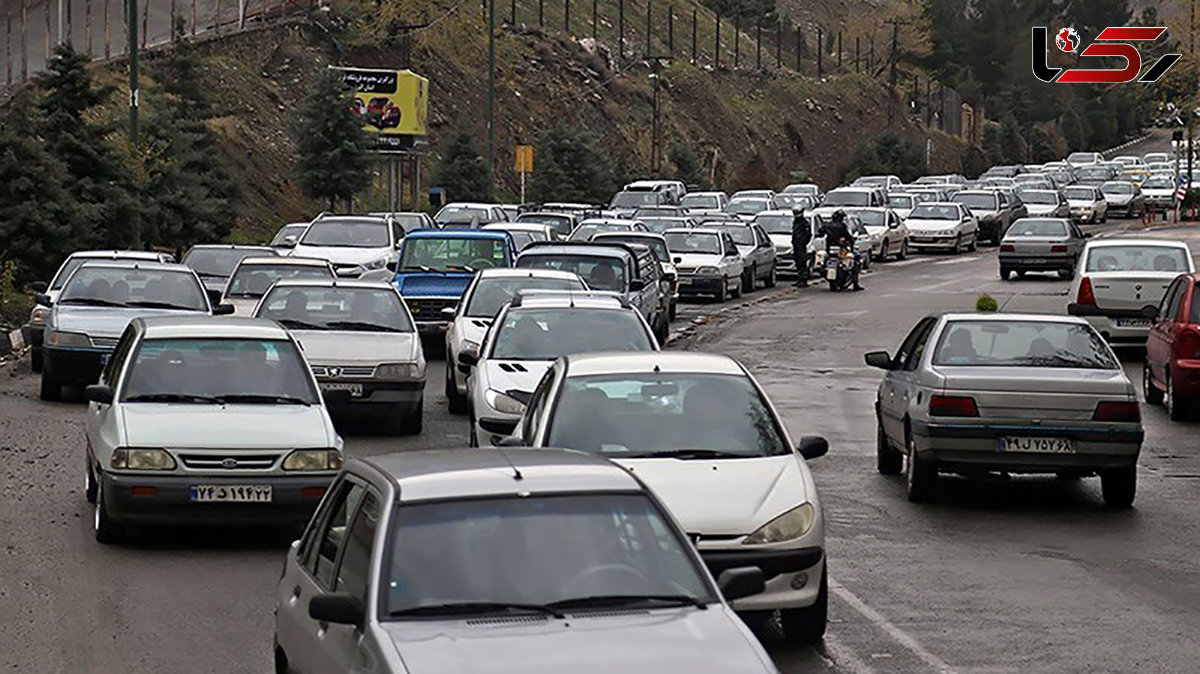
[885,18,901,129]
[1189,0,1196,194]
[128,0,141,248]
[651,57,664,176]
[487,0,496,193]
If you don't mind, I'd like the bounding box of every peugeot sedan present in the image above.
[1100,181,1146,218]
[904,203,979,253]
[998,218,1088,280]
[1017,189,1070,218]
[220,256,335,316]
[1063,185,1108,224]
[664,229,745,302]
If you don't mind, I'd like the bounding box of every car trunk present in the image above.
[938,366,1130,421]
[1088,272,1175,312]
[1008,236,1064,255]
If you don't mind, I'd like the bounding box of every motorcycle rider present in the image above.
[819,210,864,291]
[791,209,812,287]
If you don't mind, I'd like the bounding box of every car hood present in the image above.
[454,316,493,349]
[671,252,723,267]
[394,273,474,297]
[1142,188,1174,197]
[120,404,333,448]
[616,455,809,535]
[1066,199,1100,208]
[906,218,959,231]
[480,359,551,396]
[381,608,772,674]
[1104,193,1134,205]
[292,330,419,364]
[291,245,391,266]
[892,207,913,218]
[51,305,207,339]
[767,234,792,249]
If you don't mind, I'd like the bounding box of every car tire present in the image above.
[94,479,124,544]
[39,373,60,402]
[1143,360,1164,405]
[1166,373,1193,422]
[1101,212,1107,223]
[876,418,902,475]
[743,265,756,294]
[716,280,728,303]
[779,564,828,642]
[468,413,479,447]
[445,360,468,415]
[1060,266,1075,280]
[85,458,97,504]
[668,299,678,321]
[731,276,743,299]
[1100,465,1137,509]
[952,234,963,254]
[904,429,936,503]
[968,232,978,251]
[897,240,908,260]
[30,349,42,373]
[875,241,887,263]
[655,313,670,345]
[274,640,292,674]
[1000,266,1012,281]
[764,264,777,288]
[401,399,424,435]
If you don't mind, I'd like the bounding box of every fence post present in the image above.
[5,12,11,87]
[755,22,761,70]
[855,36,859,72]
[44,0,50,60]
[537,0,542,28]
[816,27,822,77]
[20,0,26,81]
[667,5,672,57]
[795,25,800,72]
[644,0,650,57]
[66,0,72,46]
[836,31,842,70]
[103,0,110,58]
[925,78,932,126]
[690,7,695,64]
[618,0,623,59]
[85,0,91,53]
[214,0,220,30]
[938,84,945,130]
[191,0,196,36]
[564,0,568,33]
[775,21,780,68]
[512,0,516,26]
[591,0,596,38]
[733,15,738,69]
[142,0,148,45]
[238,0,244,29]
[869,37,874,72]
[714,12,719,68]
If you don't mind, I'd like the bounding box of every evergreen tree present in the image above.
[432,126,492,202]
[295,70,371,211]
[841,133,926,183]
[529,125,616,204]
[669,142,705,189]
[961,145,989,179]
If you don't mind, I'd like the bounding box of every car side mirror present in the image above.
[717,567,765,602]
[31,281,47,293]
[280,235,298,248]
[34,293,53,307]
[497,435,527,448]
[798,436,829,460]
[1143,305,1160,320]
[1083,232,1092,238]
[458,348,479,372]
[213,303,235,316]
[84,384,114,405]
[864,350,896,370]
[308,593,364,629]
[440,306,457,320]
[629,279,646,292]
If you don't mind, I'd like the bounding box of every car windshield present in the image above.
[822,190,871,207]
[754,214,794,234]
[490,308,654,360]
[1068,153,1097,163]
[435,206,490,224]
[384,493,711,617]
[518,214,572,235]
[59,267,207,310]
[910,205,959,220]
[598,236,670,262]
[639,218,688,234]
[954,194,998,210]
[609,192,660,208]
[516,254,627,292]
[121,338,318,403]
[889,196,914,208]
[400,237,508,272]
[1143,178,1174,189]
[183,248,270,277]
[783,184,819,195]
[1085,246,1191,272]
[932,320,1117,369]
[570,224,630,241]
[680,194,720,209]
[1019,191,1058,204]
[300,220,390,248]
[271,225,308,246]
[506,231,535,250]
[1101,183,1134,195]
[713,225,755,245]
[853,210,887,227]
[1063,187,1096,200]
[257,286,414,332]
[225,264,334,298]
[854,177,888,187]
[725,199,770,216]
[1007,220,1067,237]
[547,373,790,457]
[665,232,721,255]
[464,275,585,318]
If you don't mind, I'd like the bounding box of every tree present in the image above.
[295,70,371,211]
[961,145,989,178]
[529,125,617,204]
[840,132,926,183]
[432,125,492,202]
[669,142,705,189]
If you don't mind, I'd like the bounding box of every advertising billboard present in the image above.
[333,67,429,151]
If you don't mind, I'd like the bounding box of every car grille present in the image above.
[404,297,457,320]
[91,336,119,350]
[179,454,279,470]
[675,266,697,274]
[311,365,376,378]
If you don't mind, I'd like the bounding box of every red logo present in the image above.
[1032,26,1181,84]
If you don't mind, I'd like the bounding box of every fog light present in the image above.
[791,573,808,590]
[130,486,158,497]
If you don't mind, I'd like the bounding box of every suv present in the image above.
[391,230,518,334]
[290,215,404,278]
[515,241,671,344]
[592,231,680,320]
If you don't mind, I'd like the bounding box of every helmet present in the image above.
[831,210,846,224]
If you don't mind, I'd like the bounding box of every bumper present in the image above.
[1169,359,1200,397]
[474,415,520,446]
[908,236,958,250]
[25,324,44,350]
[1067,309,1154,343]
[320,381,424,414]
[100,471,333,526]
[699,546,825,611]
[415,321,451,335]
[999,254,1073,270]
[677,275,726,295]
[44,346,107,385]
[1070,210,1100,223]
[910,420,1142,472]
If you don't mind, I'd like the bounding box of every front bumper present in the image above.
[44,346,108,385]
[1070,209,1100,223]
[999,253,1074,270]
[24,324,44,351]
[907,235,958,250]
[319,380,424,413]
[910,420,1142,473]
[100,471,333,526]
[699,546,825,611]
[677,275,726,296]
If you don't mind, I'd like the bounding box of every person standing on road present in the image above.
[791,210,812,287]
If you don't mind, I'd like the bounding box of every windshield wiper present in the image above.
[216,394,312,406]
[275,318,328,331]
[323,320,404,333]
[623,449,750,460]
[124,393,223,404]
[445,264,477,273]
[389,601,564,619]
[127,300,204,311]
[59,297,128,307]
[547,594,707,611]
[400,265,436,273]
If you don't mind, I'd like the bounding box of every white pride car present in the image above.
[904,202,979,253]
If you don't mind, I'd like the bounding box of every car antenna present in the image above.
[496,449,524,481]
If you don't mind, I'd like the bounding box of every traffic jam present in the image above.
[13,146,1200,673]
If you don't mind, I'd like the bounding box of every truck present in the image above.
[391,229,518,333]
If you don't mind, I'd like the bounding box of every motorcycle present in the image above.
[821,246,858,291]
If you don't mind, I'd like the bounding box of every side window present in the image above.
[1159,279,1183,320]
[904,322,938,370]
[893,318,936,371]
[102,326,138,387]
[298,475,345,563]
[522,368,557,441]
[307,482,366,589]
[1167,279,1187,322]
[391,222,405,244]
[334,490,382,602]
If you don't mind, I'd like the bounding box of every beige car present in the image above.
[221,257,336,316]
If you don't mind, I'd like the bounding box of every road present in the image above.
[3,213,1199,673]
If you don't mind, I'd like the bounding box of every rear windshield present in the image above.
[598,236,670,262]
[954,193,998,210]
[1085,246,1191,273]
[822,190,871,207]
[712,225,755,245]
[569,224,631,241]
[1101,183,1133,194]
[909,205,959,220]
[889,196,914,208]
[754,214,794,234]
[1007,220,1067,237]
[640,218,689,234]
[1063,187,1097,200]
[490,308,654,360]
[854,210,887,227]
[300,220,390,247]
[1019,191,1058,204]
[933,320,1117,369]
[680,194,720,209]
[725,199,770,216]
[516,254,627,292]
[464,275,585,318]
[59,267,207,311]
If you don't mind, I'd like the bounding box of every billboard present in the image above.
[334,67,429,151]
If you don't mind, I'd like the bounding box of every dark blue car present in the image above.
[393,230,518,333]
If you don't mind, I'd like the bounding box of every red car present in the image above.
[1144,271,1200,420]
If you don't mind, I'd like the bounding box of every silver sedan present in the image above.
[998,218,1089,280]
[865,313,1143,507]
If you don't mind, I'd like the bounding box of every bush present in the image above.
[530,125,618,204]
[975,293,998,313]
[295,70,371,211]
[840,132,927,184]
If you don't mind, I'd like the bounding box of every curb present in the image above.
[665,286,793,346]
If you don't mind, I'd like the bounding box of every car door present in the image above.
[752,225,774,277]
[880,317,938,443]
[1148,278,1187,387]
[722,233,744,284]
[1066,222,1086,259]
[87,325,138,463]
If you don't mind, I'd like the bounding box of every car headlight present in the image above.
[282,449,343,471]
[376,362,424,380]
[111,448,177,471]
[743,503,816,545]
[29,305,50,326]
[776,245,793,255]
[363,256,390,270]
[485,389,527,415]
[696,266,721,275]
[46,330,92,348]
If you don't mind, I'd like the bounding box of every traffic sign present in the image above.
[515,145,534,173]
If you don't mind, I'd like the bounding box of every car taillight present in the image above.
[1077,276,1096,306]
[1050,244,1068,253]
[999,244,1015,252]
[1093,401,1141,422]
[929,394,979,417]
[1178,328,1200,359]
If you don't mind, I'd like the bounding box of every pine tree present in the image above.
[295,70,371,211]
[669,142,705,189]
[432,126,492,202]
[530,125,616,204]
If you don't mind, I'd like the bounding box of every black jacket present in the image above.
[791,217,811,252]
[820,220,853,250]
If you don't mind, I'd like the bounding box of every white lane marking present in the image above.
[820,631,875,674]
[830,578,957,674]
[932,255,981,265]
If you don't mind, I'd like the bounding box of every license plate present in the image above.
[189,485,273,502]
[321,382,364,397]
[1116,318,1152,328]
[999,437,1073,453]
[826,268,838,280]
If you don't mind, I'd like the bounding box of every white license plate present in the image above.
[321,382,364,397]
[826,268,838,280]
[1116,318,1152,328]
[999,437,1073,453]
[189,485,273,503]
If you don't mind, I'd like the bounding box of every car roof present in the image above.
[405,229,511,240]
[519,244,632,259]
[1085,237,1191,250]
[236,256,330,267]
[564,351,744,377]
[936,312,1090,325]
[674,228,726,236]
[754,210,796,217]
[517,212,573,219]
[75,261,192,273]
[441,202,500,209]
[268,278,396,291]
[592,231,667,242]
[187,244,275,251]
[360,448,642,502]
[68,250,168,260]
[137,316,290,339]
[475,268,582,281]
[510,291,628,310]
[481,222,552,232]
[684,191,728,197]
[579,218,641,226]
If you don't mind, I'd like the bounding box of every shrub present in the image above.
[976,293,999,313]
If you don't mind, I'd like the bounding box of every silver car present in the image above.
[1017,189,1070,218]
[273,449,778,674]
[255,279,426,435]
[220,256,336,316]
[866,313,1143,507]
[705,222,778,291]
[181,244,277,295]
[998,218,1088,281]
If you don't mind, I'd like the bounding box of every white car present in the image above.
[567,217,647,241]
[83,316,342,543]
[481,221,560,250]
[501,351,830,641]
[664,228,746,302]
[443,268,587,413]
[1063,185,1109,224]
[852,174,902,193]
[886,192,920,219]
[434,202,510,227]
[1140,176,1177,211]
[811,186,887,219]
[1112,155,1146,168]
[1067,151,1104,167]
[463,292,659,446]
[680,191,730,216]
[1068,238,1196,345]
[289,215,404,277]
[1143,152,1172,164]
[724,196,776,221]
[220,256,335,316]
[904,202,979,253]
[781,183,823,200]
[846,207,908,261]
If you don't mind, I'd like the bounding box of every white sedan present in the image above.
[904,202,979,253]
[664,228,746,302]
[845,207,909,261]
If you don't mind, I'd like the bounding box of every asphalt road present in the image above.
[3,215,1198,673]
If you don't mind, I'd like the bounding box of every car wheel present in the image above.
[445,359,468,415]
[743,265,756,293]
[85,458,97,504]
[875,241,887,263]
[1100,465,1137,509]
[668,299,678,321]
[30,349,42,373]
[716,279,728,303]
[94,479,124,544]
[1166,373,1193,422]
[1143,360,1164,405]
[39,372,60,402]
[764,264,777,288]
[1000,266,1012,281]
[904,428,936,503]
[876,417,902,475]
[401,399,424,435]
[779,564,827,642]
[468,413,479,447]
[731,276,743,299]
[968,232,978,251]
[1060,266,1075,280]
[952,234,963,254]
[897,240,908,260]
[655,313,670,345]
[274,640,292,674]
[1101,211,1107,223]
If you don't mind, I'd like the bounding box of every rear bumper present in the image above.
[999,254,1073,270]
[100,472,333,526]
[911,420,1142,472]
[1067,311,1154,343]
[44,346,107,385]
[1169,359,1200,397]
[320,381,423,412]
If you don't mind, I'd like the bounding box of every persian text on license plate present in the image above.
[826,268,839,280]
[321,382,364,397]
[999,437,1073,453]
[190,485,273,503]
[1116,318,1152,328]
